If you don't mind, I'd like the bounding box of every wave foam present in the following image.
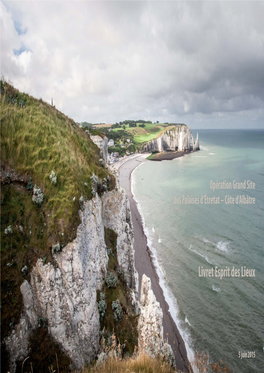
[203,238,230,253]
[188,246,217,265]
[203,238,215,245]
[185,316,192,327]
[216,241,230,252]
[212,285,221,292]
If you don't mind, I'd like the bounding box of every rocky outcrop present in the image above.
[4,181,177,372]
[90,135,108,164]
[4,188,139,372]
[102,189,138,296]
[138,275,175,367]
[193,133,199,151]
[143,125,199,153]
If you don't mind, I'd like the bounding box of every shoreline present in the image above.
[118,154,192,372]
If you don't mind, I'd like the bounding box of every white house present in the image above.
[108,139,114,147]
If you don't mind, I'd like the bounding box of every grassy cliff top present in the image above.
[113,122,187,145]
[0,80,114,341]
[1,80,112,237]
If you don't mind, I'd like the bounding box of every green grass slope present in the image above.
[112,122,187,146]
[0,80,114,345]
[113,122,164,144]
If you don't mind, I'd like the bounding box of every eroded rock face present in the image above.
[5,189,139,372]
[143,126,197,153]
[102,188,139,297]
[138,275,175,367]
[90,135,108,164]
[193,133,199,151]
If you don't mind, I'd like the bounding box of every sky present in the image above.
[1,1,264,129]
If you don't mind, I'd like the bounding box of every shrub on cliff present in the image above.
[98,292,107,322]
[106,271,118,288]
[32,185,44,206]
[112,299,123,323]
[116,266,125,283]
[27,177,34,191]
[4,225,12,235]
[49,171,57,185]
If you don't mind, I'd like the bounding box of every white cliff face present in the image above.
[144,126,198,153]
[102,188,138,297]
[5,189,139,372]
[138,275,175,366]
[90,135,108,163]
[194,133,199,151]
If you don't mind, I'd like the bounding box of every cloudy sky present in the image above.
[1,1,264,128]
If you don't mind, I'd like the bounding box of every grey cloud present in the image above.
[1,1,264,128]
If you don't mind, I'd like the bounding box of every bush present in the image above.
[79,195,85,211]
[32,185,44,206]
[1,78,26,108]
[106,272,118,288]
[112,300,123,323]
[107,247,114,258]
[4,225,13,235]
[49,170,57,185]
[98,292,107,322]
[27,177,34,191]
[116,266,124,281]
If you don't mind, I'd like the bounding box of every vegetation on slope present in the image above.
[0,80,115,351]
[112,122,164,144]
[84,348,232,373]
[98,228,138,356]
[88,120,187,155]
[109,122,187,148]
[87,352,176,373]
[16,325,71,373]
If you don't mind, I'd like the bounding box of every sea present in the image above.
[131,130,264,373]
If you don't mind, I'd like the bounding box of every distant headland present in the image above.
[84,121,199,163]
[143,124,199,161]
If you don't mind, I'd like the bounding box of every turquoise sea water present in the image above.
[132,130,264,372]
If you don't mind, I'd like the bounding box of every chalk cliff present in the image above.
[143,125,199,153]
[4,188,139,372]
[90,135,108,164]
[193,133,199,151]
[2,82,181,373]
[138,275,175,367]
